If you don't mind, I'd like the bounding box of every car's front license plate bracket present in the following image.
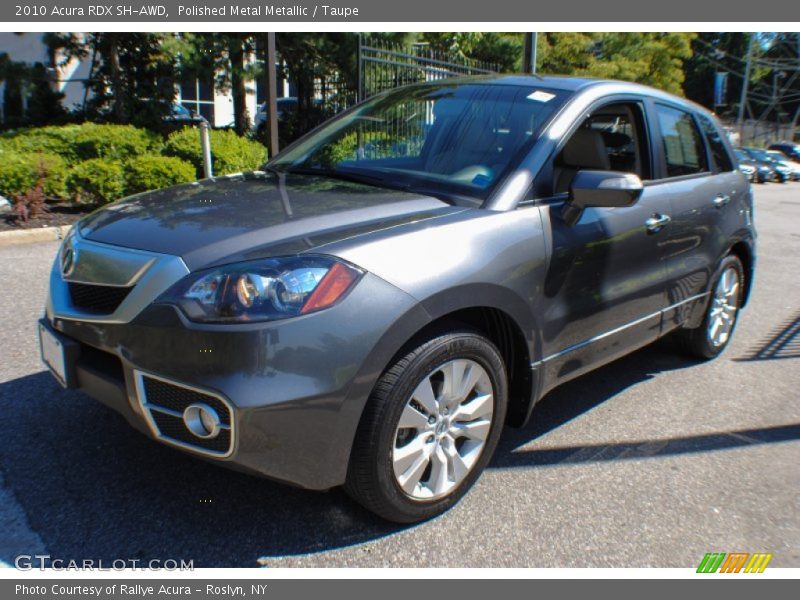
[38,319,79,389]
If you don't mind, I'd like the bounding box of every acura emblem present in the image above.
[60,239,77,277]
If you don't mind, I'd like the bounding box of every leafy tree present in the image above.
[419,33,522,72]
[537,33,695,95]
[0,51,65,129]
[24,63,68,127]
[171,33,261,135]
[46,33,178,130]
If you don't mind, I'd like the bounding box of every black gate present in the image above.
[357,37,499,102]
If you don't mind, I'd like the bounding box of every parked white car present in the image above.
[767,150,800,181]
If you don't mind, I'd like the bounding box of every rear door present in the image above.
[648,103,745,330]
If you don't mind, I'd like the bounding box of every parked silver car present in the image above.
[40,76,755,522]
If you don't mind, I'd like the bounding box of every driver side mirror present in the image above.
[562,170,644,226]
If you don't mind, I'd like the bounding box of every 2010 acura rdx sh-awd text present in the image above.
[39,76,755,522]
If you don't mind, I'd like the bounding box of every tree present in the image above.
[0,51,65,129]
[419,33,522,72]
[47,33,179,129]
[173,33,260,134]
[275,33,364,136]
[682,33,751,114]
[536,33,695,95]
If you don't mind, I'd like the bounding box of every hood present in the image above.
[79,171,463,270]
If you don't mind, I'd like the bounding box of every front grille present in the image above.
[142,377,231,426]
[136,373,234,457]
[150,411,232,454]
[68,282,132,314]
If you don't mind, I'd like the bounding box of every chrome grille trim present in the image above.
[47,230,190,324]
[133,370,236,459]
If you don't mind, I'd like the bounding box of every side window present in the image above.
[655,104,709,178]
[550,102,649,195]
[698,115,734,172]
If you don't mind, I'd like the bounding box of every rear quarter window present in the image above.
[655,104,709,178]
[698,114,735,172]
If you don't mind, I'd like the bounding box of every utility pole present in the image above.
[738,33,754,144]
[265,32,279,158]
[523,33,538,74]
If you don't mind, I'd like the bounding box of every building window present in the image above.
[179,76,215,122]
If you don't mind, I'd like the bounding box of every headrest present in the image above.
[562,129,610,170]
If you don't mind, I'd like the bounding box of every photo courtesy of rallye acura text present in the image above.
[39,76,756,523]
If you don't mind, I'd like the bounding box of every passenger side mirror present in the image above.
[562,170,644,226]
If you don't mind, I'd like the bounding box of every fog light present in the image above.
[182,403,221,439]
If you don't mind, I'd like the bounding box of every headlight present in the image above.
[157,255,363,323]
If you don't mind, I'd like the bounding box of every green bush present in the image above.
[72,123,161,161]
[0,152,68,199]
[124,154,196,195]
[0,123,161,163]
[0,126,82,162]
[163,127,267,177]
[66,159,126,204]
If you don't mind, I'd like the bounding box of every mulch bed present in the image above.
[1,202,94,232]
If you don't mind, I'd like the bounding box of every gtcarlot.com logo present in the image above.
[14,555,194,571]
[697,552,773,573]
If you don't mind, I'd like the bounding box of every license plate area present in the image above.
[38,320,79,388]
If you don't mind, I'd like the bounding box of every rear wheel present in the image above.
[675,255,744,359]
[344,329,507,523]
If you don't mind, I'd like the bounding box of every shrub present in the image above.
[9,181,48,223]
[163,127,267,178]
[124,154,196,194]
[0,126,81,162]
[0,152,68,199]
[0,123,161,163]
[66,159,126,205]
[71,123,161,161]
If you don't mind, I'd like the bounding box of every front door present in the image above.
[534,101,671,392]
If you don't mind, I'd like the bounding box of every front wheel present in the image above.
[675,255,744,359]
[344,329,507,523]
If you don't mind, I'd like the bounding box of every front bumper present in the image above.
[44,260,427,490]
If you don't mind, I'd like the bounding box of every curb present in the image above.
[0,224,72,248]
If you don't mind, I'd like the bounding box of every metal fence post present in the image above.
[199,120,213,179]
[357,33,364,103]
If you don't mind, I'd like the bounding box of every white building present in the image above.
[0,32,290,128]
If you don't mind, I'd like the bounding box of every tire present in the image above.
[344,329,508,523]
[675,254,744,360]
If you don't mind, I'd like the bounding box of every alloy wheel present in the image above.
[707,267,740,348]
[392,358,494,501]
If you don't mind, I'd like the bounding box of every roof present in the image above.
[473,74,607,91]
[458,74,712,116]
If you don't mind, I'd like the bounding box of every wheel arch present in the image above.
[329,285,541,488]
[728,239,755,307]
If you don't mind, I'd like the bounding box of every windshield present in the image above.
[269,81,568,202]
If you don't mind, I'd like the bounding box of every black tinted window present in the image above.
[655,104,708,177]
[698,115,734,172]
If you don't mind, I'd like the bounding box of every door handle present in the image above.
[713,194,731,208]
[645,213,671,233]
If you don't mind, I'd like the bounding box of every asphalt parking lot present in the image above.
[0,184,798,568]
